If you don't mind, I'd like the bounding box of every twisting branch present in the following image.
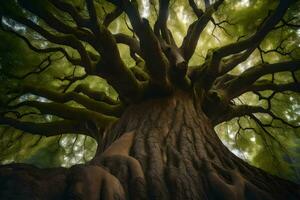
[0,25,82,66]
[130,65,150,82]
[207,0,294,75]
[2,110,41,119]
[3,55,53,80]
[4,1,141,102]
[74,84,120,105]
[5,14,94,73]
[154,0,172,44]
[152,0,186,82]
[18,0,96,47]
[85,0,101,34]
[247,81,300,93]
[58,73,88,93]
[48,0,90,28]
[223,60,300,99]
[85,0,144,102]
[7,101,117,130]
[276,18,300,29]
[107,0,171,89]
[249,114,295,155]
[180,0,224,61]
[188,0,204,18]
[20,85,124,117]
[0,117,91,137]
[219,47,255,75]
[103,7,123,27]
[258,38,299,60]
[212,104,266,125]
[204,0,211,10]
[113,33,142,57]
[210,17,234,38]
[214,102,300,129]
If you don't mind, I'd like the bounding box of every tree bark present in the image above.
[0,91,299,200]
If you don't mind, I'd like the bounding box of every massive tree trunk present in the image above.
[1,0,300,199]
[0,91,299,200]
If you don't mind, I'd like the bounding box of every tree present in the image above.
[0,0,300,199]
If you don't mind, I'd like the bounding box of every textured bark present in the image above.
[0,91,299,199]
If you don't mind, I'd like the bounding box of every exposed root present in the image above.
[203,160,276,200]
[0,164,67,200]
[91,130,147,199]
[101,155,147,200]
[66,165,125,200]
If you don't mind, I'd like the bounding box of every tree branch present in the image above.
[213,103,300,129]
[113,33,141,57]
[5,14,94,73]
[154,0,173,44]
[0,26,82,66]
[0,117,91,137]
[74,84,120,105]
[85,0,100,34]
[84,0,145,102]
[247,81,300,93]
[188,0,204,18]
[103,7,123,27]
[224,60,300,99]
[219,47,256,75]
[21,85,124,117]
[7,101,117,131]
[48,0,90,28]
[19,0,96,47]
[180,0,224,61]
[208,0,294,74]
[213,105,267,125]
[7,0,145,102]
[107,0,171,89]
[3,55,53,80]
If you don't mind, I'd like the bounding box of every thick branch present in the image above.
[219,47,256,75]
[22,85,124,117]
[19,0,96,47]
[209,0,294,74]
[86,0,100,34]
[0,26,82,66]
[180,0,224,61]
[12,0,144,102]
[108,0,170,88]
[103,7,123,27]
[8,101,117,130]
[154,0,172,44]
[48,0,90,28]
[114,33,141,57]
[84,0,144,102]
[74,84,120,105]
[188,0,204,18]
[0,117,90,137]
[213,105,267,125]
[224,60,300,99]
[5,14,94,72]
[3,56,53,80]
[247,81,300,93]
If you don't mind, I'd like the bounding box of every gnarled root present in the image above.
[91,131,147,199]
[0,163,67,200]
[203,161,273,200]
[66,164,125,200]
[100,155,147,200]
